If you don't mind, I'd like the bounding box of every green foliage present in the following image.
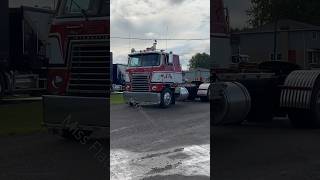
[0,102,43,136]
[0,95,124,136]
[111,94,124,105]
[189,53,211,69]
[247,0,320,27]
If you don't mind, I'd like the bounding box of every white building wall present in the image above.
[212,36,231,68]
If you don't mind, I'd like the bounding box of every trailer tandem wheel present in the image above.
[281,70,320,128]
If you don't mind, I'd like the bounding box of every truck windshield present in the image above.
[57,0,109,17]
[128,54,161,67]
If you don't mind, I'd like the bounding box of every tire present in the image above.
[186,86,197,101]
[288,110,313,128]
[171,92,176,105]
[160,88,172,108]
[188,95,196,101]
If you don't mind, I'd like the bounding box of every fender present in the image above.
[197,83,211,97]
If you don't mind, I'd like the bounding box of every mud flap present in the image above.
[43,95,109,130]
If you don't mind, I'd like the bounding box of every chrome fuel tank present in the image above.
[212,82,251,125]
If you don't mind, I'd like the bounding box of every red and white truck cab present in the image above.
[47,0,110,96]
[123,42,188,108]
[43,0,110,137]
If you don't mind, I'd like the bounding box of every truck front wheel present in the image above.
[160,88,172,108]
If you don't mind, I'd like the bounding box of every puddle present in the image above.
[110,144,210,180]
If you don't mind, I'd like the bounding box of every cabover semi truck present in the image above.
[211,0,320,128]
[123,42,189,108]
[43,0,110,138]
[0,2,54,97]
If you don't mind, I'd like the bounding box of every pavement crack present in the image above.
[146,162,182,175]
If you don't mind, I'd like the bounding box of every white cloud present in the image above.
[111,0,210,70]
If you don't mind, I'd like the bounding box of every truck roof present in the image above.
[129,50,179,57]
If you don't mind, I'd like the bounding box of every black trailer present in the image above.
[112,64,127,91]
[0,5,54,97]
[0,1,9,69]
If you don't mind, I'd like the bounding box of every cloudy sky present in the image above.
[111,0,210,70]
[9,0,251,69]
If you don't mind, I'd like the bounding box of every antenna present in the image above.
[152,40,157,50]
[166,26,168,50]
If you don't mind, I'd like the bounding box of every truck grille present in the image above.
[131,74,150,92]
[67,41,111,97]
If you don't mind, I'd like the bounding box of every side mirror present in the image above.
[168,52,174,64]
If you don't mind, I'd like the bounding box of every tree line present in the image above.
[247,0,320,28]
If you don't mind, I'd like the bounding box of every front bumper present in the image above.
[123,91,161,105]
[43,95,109,130]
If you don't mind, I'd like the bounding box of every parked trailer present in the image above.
[183,68,210,83]
[182,68,211,101]
[0,5,54,97]
[112,63,127,91]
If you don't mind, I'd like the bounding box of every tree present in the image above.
[189,53,211,69]
[247,0,320,27]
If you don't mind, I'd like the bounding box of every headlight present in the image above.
[125,84,131,91]
[52,76,64,89]
[151,85,157,91]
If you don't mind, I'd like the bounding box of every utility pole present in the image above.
[271,0,278,61]
[166,26,168,51]
[53,0,56,10]
[273,21,278,61]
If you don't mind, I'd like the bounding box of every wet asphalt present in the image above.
[0,101,210,180]
[110,101,210,179]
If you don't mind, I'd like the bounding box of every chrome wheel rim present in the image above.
[164,92,171,106]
